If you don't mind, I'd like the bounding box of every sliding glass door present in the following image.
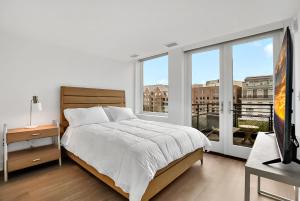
[188,31,281,158]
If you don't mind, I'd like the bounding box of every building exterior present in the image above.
[191,80,242,114]
[240,75,273,116]
[143,85,168,112]
[143,76,273,117]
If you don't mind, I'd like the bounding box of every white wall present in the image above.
[294,17,300,201]
[292,12,300,196]
[0,31,134,170]
[168,49,185,125]
[295,11,300,139]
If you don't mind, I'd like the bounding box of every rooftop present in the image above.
[244,75,273,81]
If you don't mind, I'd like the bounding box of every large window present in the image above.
[143,55,168,113]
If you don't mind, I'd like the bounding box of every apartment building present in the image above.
[240,75,273,116]
[143,85,168,112]
[191,80,242,114]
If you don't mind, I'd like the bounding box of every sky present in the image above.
[143,55,168,85]
[143,37,274,86]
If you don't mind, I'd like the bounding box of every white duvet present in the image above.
[61,119,211,201]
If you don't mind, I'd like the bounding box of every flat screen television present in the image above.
[269,27,299,165]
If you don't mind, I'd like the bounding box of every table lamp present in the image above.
[25,96,42,128]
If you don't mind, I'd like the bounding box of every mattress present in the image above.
[61,119,211,201]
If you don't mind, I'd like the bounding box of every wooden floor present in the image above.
[0,153,295,201]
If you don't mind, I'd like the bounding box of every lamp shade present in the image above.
[32,96,42,111]
[26,95,43,128]
[36,102,42,111]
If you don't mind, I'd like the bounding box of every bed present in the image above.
[60,86,210,201]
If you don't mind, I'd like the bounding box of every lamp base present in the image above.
[25,125,39,129]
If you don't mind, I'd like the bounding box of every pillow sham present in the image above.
[106,106,137,121]
[64,106,109,127]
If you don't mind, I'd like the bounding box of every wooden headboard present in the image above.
[60,86,125,134]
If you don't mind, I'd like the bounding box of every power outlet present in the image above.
[298,91,300,101]
[293,18,298,32]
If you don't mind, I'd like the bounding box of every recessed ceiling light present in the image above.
[130,54,139,58]
[165,42,178,48]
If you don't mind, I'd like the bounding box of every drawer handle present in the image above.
[31,133,40,136]
[32,158,41,162]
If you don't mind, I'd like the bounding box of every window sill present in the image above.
[137,112,168,118]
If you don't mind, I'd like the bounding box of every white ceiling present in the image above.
[1,0,300,62]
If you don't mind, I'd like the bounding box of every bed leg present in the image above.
[200,159,203,165]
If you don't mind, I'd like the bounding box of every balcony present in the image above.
[241,95,273,99]
[192,103,273,147]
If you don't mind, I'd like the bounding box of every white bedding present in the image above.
[61,119,211,201]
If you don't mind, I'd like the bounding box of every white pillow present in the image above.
[106,106,137,121]
[103,107,114,121]
[64,106,109,127]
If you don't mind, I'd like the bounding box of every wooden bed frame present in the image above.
[60,86,203,201]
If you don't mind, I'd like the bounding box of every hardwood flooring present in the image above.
[0,153,295,201]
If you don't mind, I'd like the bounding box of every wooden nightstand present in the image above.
[3,121,61,182]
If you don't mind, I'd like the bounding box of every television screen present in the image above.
[274,27,293,162]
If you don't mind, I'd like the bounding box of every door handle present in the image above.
[228,101,232,113]
[220,101,224,113]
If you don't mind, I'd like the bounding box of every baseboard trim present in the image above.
[0,161,3,175]
[206,151,247,162]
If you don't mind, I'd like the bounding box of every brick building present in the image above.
[192,80,242,114]
[143,85,168,112]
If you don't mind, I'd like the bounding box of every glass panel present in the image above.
[232,38,274,147]
[192,49,220,141]
[143,55,168,113]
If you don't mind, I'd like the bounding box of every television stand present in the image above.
[263,158,281,165]
[294,158,300,164]
[245,133,300,201]
[263,127,300,165]
[263,158,300,165]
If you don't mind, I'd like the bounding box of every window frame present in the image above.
[140,53,169,116]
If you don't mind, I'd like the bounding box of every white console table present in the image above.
[245,133,300,201]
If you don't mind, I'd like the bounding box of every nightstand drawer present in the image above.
[7,145,60,172]
[7,127,58,143]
